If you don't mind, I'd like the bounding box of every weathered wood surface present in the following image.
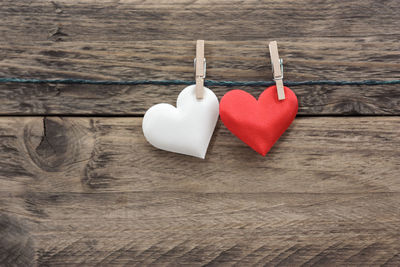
[0,0,400,115]
[0,117,400,266]
[1,0,400,266]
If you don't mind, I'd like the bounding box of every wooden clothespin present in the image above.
[269,41,285,100]
[195,40,206,99]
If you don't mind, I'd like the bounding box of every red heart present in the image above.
[219,85,298,156]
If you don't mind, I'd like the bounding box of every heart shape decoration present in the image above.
[142,85,219,159]
[220,85,298,156]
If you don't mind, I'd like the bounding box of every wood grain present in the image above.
[0,0,400,115]
[2,0,400,42]
[1,0,400,265]
[0,116,399,265]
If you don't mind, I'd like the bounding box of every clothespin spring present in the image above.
[272,58,283,82]
[194,58,207,79]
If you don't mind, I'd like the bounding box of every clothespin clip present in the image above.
[194,40,206,99]
[268,41,285,100]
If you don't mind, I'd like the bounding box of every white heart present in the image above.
[142,85,219,159]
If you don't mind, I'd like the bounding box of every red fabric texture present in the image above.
[219,85,298,156]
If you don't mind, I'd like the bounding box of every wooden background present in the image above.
[0,0,399,266]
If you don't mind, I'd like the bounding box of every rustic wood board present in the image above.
[0,117,400,266]
[1,0,400,115]
[1,0,400,266]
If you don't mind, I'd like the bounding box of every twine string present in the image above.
[0,78,399,86]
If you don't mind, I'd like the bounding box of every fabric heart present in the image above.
[142,85,219,159]
[220,85,298,156]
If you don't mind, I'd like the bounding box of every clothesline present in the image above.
[1,78,400,86]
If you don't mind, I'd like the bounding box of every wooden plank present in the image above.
[1,116,398,194]
[1,0,400,115]
[0,117,399,265]
[0,40,399,115]
[2,0,400,42]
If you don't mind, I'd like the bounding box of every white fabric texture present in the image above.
[142,85,219,159]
